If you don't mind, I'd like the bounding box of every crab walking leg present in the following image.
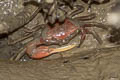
[27,44,77,59]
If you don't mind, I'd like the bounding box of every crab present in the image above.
[22,0,110,59]
[26,15,109,59]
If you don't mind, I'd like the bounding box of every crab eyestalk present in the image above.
[26,44,77,59]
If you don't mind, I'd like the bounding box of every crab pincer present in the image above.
[26,42,77,59]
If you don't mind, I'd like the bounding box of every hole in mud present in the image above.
[0,35,11,60]
[108,28,120,44]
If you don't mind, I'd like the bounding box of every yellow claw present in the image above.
[51,44,77,54]
[26,43,77,59]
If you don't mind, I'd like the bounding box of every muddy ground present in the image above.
[1,46,120,80]
[0,0,120,80]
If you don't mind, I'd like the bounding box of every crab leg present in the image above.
[72,13,96,21]
[86,29,103,44]
[77,27,86,48]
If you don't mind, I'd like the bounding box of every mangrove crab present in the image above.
[26,15,109,59]
[24,0,110,59]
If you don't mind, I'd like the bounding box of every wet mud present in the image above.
[1,46,120,80]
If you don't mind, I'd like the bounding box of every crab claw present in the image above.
[26,44,77,59]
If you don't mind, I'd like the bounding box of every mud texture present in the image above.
[0,46,120,80]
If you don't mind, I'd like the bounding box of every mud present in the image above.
[1,46,120,80]
[0,0,120,80]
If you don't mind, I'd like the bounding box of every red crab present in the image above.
[26,19,108,59]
